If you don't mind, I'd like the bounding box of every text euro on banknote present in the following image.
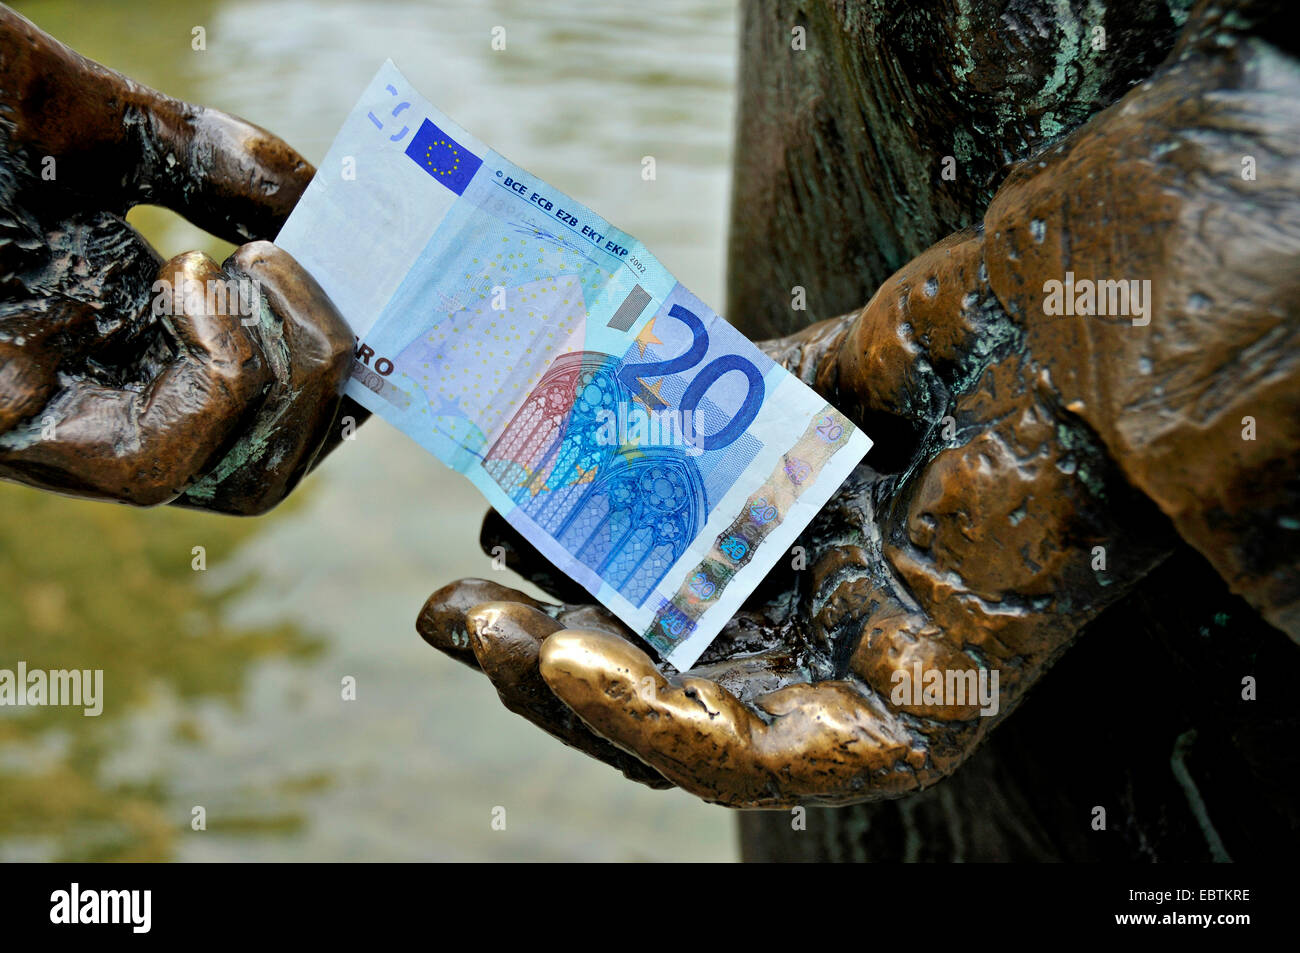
[277,61,871,670]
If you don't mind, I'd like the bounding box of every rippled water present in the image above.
[1,0,738,861]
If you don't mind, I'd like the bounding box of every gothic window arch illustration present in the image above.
[483,350,705,606]
[556,451,705,606]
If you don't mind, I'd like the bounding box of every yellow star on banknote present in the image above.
[516,467,551,497]
[633,376,666,412]
[634,316,662,357]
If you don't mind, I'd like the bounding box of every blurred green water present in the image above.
[0,0,739,861]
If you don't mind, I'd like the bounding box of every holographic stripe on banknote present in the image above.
[644,407,853,656]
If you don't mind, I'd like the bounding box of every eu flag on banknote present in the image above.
[405,118,482,194]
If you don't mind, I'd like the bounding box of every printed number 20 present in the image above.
[617,304,763,451]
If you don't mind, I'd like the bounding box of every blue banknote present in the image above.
[277,61,871,670]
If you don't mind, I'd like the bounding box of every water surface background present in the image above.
[0,0,739,861]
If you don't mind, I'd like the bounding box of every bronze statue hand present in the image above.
[418,230,1175,808]
[418,3,1300,808]
[0,5,358,514]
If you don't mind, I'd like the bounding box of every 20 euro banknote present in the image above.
[277,61,871,670]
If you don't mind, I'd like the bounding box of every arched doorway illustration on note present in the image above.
[483,351,704,606]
